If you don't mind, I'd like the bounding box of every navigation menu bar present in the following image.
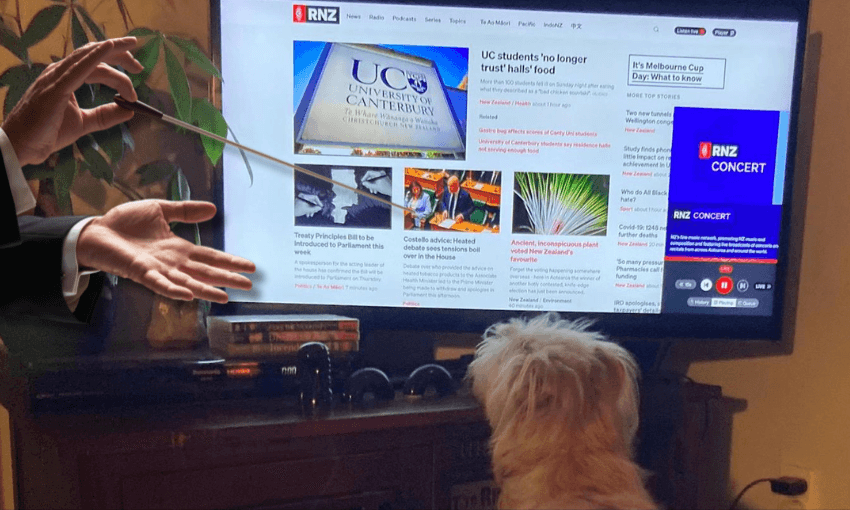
[291,1,798,45]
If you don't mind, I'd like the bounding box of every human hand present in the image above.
[361,170,391,196]
[2,37,144,167]
[77,200,256,304]
[454,214,464,223]
[294,193,323,217]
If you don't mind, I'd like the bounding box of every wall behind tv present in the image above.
[671,1,850,508]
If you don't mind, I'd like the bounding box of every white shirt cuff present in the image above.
[0,128,36,215]
[63,217,99,298]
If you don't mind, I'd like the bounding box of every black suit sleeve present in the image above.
[1,140,105,323]
[1,155,21,248]
[1,215,105,323]
[457,190,475,221]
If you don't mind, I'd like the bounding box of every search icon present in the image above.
[653,26,660,32]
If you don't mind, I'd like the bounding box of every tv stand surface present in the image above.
[10,377,722,510]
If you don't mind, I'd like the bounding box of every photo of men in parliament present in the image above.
[295,164,392,229]
[403,169,501,232]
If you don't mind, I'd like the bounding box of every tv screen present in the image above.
[213,0,810,342]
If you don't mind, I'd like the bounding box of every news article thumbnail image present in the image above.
[295,164,392,229]
[294,42,469,160]
[512,172,609,236]
[404,168,502,232]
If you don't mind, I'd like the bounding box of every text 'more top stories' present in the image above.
[220,1,799,317]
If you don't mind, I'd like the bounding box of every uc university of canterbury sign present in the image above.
[295,43,467,158]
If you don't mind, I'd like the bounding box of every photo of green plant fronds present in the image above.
[512,172,609,236]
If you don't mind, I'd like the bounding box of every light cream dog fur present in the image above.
[467,313,658,510]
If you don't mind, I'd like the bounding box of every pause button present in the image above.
[716,276,733,295]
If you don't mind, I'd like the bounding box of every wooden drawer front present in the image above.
[439,422,492,481]
[435,422,493,510]
[119,445,433,510]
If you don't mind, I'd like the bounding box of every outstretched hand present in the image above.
[2,37,143,167]
[77,200,256,304]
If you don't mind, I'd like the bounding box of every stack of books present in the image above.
[207,314,359,358]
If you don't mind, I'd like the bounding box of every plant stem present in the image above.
[111,177,145,201]
[35,179,61,217]
[13,0,22,34]
[66,0,72,56]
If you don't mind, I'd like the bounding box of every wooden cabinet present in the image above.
[10,377,721,510]
[638,376,724,510]
[13,396,487,510]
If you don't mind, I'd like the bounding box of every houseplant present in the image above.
[0,0,249,349]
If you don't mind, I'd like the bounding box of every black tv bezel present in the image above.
[209,0,810,342]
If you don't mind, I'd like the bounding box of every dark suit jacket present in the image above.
[1,159,103,323]
[437,188,475,221]
[1,155,20,249]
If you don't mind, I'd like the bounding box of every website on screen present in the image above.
[219,0,799,316]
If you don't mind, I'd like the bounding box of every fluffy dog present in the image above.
[466,313,658,510]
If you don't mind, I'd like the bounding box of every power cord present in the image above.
[728,476,808,510]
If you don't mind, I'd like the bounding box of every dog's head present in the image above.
[467,313,641,467]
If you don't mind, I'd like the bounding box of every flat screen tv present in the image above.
[211,0,810,344]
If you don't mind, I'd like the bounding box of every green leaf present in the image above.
[191,97,227,165]
[168,169,198,243]
[168,173,179,201]
[53,150,78,215]
[227,126,254,186]
[80,141,113,183]
[74,6,105,42]
[177,169,191,201]
[136,160,177,186]
[129,35,160,88]
[0,65,20,88]
[167,36,222,80]
[163,42,192,122]
[121,123,135,153]
[74,83,95,108]
[70,10,88,49]
[22,163,53,181]
[135,81,153,104]
[90,81,119,107]
[169,168,191,201]
[1,64,46,118]
[127,27,156,37]
[21,5,66,48]
[0,20,28,64]
[75,130,96,153]
[91,125,125,164]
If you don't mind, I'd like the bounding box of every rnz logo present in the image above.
[699,141,739,159]
[293,4,340,23]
